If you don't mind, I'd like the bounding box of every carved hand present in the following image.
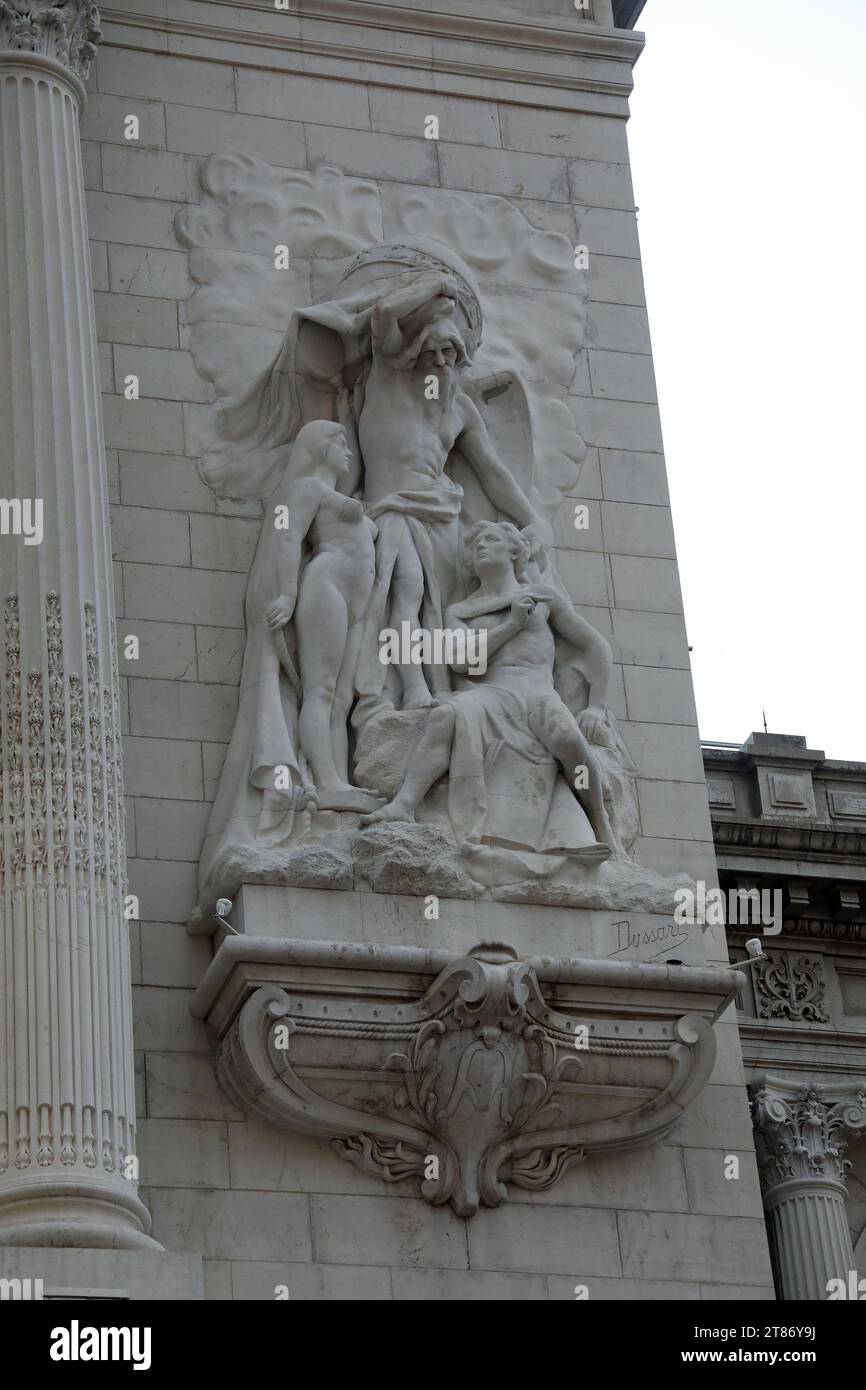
[509,595,536,629]
[290,784,319,814]
[527,586,568,620]
[523,518,555,563]
[333,381,352,417]
[266,593,296,629]
[577,705,609,744]
[428,295,457,321]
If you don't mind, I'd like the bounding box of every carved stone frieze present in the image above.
[0,594,123,888]
[782,917,866,944]
[753,952,829,1023]
[0,1,102,82]
[195,937,741,1215]
[0,593,132,1188]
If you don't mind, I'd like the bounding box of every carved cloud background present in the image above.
[175,152,589,520]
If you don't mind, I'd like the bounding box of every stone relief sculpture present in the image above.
[176,154,690,917]
[361,520,624,883]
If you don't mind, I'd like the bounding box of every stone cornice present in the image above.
[704,748,866,783]
[613,0,647,26]
[740,1017,866,1055]
[190,933,743,1027]
[729,918,866,946]
[99,0,643,104]
[0,1,102,84]
[712,816,866,863]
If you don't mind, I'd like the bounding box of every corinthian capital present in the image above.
[751,1075,866,1191]
[0,1,102,82]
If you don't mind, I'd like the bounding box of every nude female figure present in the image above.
[265,418,379,807]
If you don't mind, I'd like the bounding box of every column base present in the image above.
[0,1247,202,1300]
[0,1176,161,1251]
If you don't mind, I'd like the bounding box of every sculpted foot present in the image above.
[315,783,386,813]
[403,691,437,710]
[359,799,416,826]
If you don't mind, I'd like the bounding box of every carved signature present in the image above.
[609,919,690,961]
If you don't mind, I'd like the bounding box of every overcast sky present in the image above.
[626,0,866,759]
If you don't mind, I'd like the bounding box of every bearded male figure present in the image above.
[207,239,548,718]
[348,266,546,713]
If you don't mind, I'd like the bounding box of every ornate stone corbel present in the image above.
[194,938,740,1216]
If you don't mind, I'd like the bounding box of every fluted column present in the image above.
[0,2,156,1247]
[751,1077,866,1301]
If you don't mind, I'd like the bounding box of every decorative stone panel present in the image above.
[753,953,829,1024]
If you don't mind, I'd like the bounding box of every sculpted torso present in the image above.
[358,357,466,503]
[450,597,556,687]
[262,421,380,804]
[301,479,376,624]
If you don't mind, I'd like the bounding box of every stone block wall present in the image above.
[82,0,774,1298]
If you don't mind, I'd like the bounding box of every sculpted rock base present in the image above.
[190,817,694,930]
[353,707,429,799]
[351,821,480,897]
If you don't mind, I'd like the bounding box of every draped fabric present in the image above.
[198,486,306,892]
[201,282,405,501]
[355,484,463,703]
[444,674,599,856]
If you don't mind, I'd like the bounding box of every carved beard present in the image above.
[396,306,471,373]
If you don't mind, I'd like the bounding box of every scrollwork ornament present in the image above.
[0,593,120,885]
[754,952,829,1023]
[27,670,47,870]
[108,623,127,878]
[47,591,69,874]
[85,600,105,880]
[103,687,118,884]
[69,671,87,866]
[2,594,24,877]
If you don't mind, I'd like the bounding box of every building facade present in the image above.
[703,733,866,1302]
[0,0,859,1302]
